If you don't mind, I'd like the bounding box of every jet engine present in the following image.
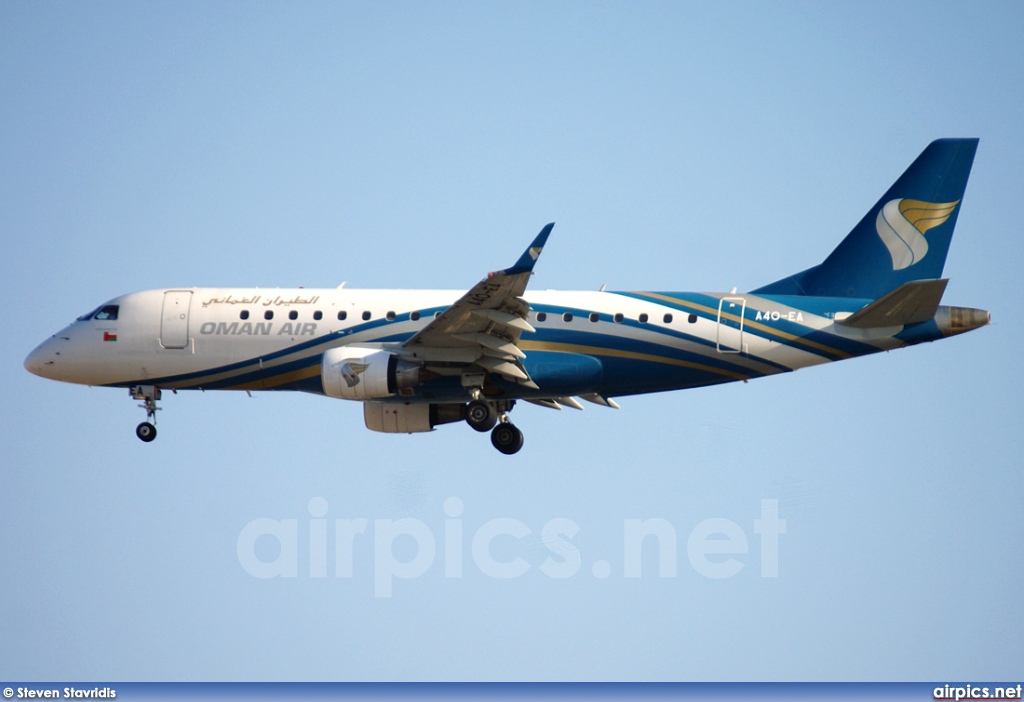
[321,346,423,400]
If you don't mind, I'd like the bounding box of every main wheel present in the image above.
[466,399,498,432]
[491,422,524,455]
[136,422,157,442]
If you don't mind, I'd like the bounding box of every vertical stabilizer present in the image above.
[752,139,978,299]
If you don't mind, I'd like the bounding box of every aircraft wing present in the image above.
[401,223,553,387]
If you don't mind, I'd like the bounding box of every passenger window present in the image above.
[536,312,547,322]
[386,311,396,321]
[410,311,421,321]
[240,310,249,320]
[639,313,648,323]
[614,313,624,323]
[94,305,119,321]
[289,310,298,320]
[688,313,697,324]
[313,311,322,320]
[362,311,371,321]
[338,311,347,321]
[589,312,600,322]
[264,310,274,320]
[562,312,573,322]
[664,313,673,323]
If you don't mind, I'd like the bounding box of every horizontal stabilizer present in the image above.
[838,279,948,328]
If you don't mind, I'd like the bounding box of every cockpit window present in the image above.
[94,305,119,321]
[77,306,103,322]
[78,305,119,321]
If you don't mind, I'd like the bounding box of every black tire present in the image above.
[491,422,524,455]
[136,422,157,442]
[466,399,498,432]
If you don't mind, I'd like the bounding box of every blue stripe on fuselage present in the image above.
[105,292,889,395]
[621,291,882,360]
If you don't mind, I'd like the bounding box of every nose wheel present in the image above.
[131,385,161,442]
[136,421,157,442]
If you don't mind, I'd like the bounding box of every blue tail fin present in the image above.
[752,138,978,299]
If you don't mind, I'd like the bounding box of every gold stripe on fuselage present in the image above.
[637,292,850,360]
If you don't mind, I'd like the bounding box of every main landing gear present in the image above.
[131,385,161,442]
[465,397,523,455]
[466,399,498,432]
[490,420,524,455]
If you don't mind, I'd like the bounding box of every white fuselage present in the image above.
[25,286,906,395]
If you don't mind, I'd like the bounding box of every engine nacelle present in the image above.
[321,346,422,400]
[363,401,467,434]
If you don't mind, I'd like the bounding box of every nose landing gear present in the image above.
[136,421,157,442]
[131,385,161,442]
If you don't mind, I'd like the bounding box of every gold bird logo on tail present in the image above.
[875,198,958,270]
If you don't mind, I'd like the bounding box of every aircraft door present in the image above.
[716,296,746,353]
[161,291,193,349]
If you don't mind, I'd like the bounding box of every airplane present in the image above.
[24,138,990,455]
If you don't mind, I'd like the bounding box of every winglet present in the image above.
[502,223,554,275]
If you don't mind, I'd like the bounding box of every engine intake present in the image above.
[322,347,423,400]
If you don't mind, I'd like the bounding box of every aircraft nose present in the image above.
[24,337,62,378]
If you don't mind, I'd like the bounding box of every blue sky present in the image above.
[2,1,1022,681]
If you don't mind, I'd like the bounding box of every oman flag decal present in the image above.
[103,332,117,342]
